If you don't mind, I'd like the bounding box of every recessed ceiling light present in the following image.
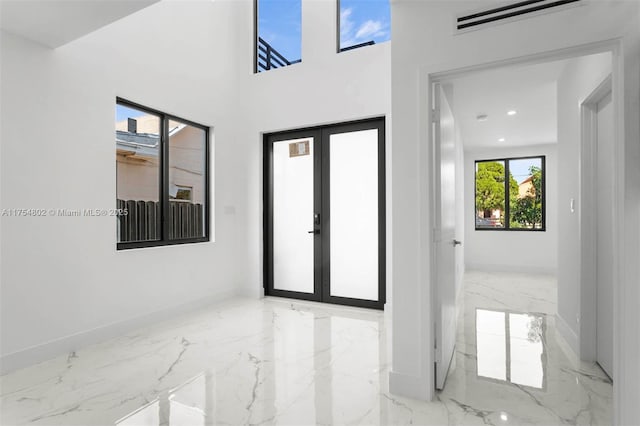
[507,110,517,116]
[498,138,505,142]
[500,412,509,422]
[476,114,488,122]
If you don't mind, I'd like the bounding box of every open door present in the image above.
[433,83,458,390]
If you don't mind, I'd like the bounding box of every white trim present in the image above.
[579,74,613,363]
[0,289,236,375]
[556,312,580,359]
[389,371,430,400]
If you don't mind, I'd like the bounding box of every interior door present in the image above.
[264,119,385,309]
[596,91,614,378]
[433,84,458,390]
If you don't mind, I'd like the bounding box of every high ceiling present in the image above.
[0,0,159,48]
[446,58,570,149]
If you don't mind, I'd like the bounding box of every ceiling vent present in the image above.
[456,0,582,32]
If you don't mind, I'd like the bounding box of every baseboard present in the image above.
[235,283,264,299]
[465,262,557,275]
[0,289,236,375]
[389,371,431,401]
[555,313,580,361]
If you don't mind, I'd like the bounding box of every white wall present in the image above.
[464,145,558,274]
[230,0,391,299]
[390,2,640,423]
[556,53,612,357]
[0,0,391,374]
[0,1,248,373]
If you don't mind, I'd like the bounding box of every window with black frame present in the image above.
[115,99,209,249]
[338,0,390,52]
[475,156,545,231]
[255,0,301,73]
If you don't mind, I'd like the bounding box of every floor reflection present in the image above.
[114,303,385,426]
[475,308,546,389]
[1,273,612,425]
[116,372,214,426]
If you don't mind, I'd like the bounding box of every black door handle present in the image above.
[308,230,319,234]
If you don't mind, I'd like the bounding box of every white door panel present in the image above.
[272,138,315,294]
[329,129,379,301]
[434,84,458,390]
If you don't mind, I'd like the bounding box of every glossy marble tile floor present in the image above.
[0,271,612,425]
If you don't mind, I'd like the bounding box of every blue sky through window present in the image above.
[116,104,146,123]
[510,158,541,184]
[340,0,390,50]
[258,0,302,64]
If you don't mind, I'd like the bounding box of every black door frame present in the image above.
[263,117,386,310]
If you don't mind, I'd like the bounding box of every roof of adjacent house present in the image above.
[116,115,186,159]
[116,130,158,158]
[519,176,533,186]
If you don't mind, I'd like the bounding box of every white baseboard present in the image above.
[0,289,236,375]
[389,371,431,401]
[235,283,264,299]
[465,262,557,275]
[555,313,580,361]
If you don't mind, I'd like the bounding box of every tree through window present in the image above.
[475,156,545,231]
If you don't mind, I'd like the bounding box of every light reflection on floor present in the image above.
[476,309,546,389]
[116,373,212,426]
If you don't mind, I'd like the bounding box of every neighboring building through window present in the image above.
[116,99,209,249]
[255,0,301,72]
[475,156,545,230]
[171,184,193,202]
[339,0,391,52]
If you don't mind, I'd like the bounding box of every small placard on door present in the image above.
[289,140,310,157]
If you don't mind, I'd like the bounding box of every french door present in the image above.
[264,118,385,309]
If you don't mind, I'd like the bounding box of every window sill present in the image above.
[117,237,210,251]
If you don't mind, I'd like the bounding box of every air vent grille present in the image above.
[457,0,581,31]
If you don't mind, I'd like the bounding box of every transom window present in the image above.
[475,156,545,231]
[255,0,302,72]
[338,0,391,52]
[116,99,210,249]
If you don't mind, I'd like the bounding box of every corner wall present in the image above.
[0,1,248,373]
[0,0,391,374]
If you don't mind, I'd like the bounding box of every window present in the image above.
[475,156,545,230]
[116,99,209,249]
[255,0,301,73]
[338,0,391,52]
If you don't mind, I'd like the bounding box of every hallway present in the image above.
[0,272,612,425]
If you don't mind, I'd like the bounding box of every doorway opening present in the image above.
[263,118,386,310]
[429,47,617,422]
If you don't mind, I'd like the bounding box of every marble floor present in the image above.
[0,271,612,425]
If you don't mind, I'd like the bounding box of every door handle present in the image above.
[453,239,462,246]
[309,213,321,234]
